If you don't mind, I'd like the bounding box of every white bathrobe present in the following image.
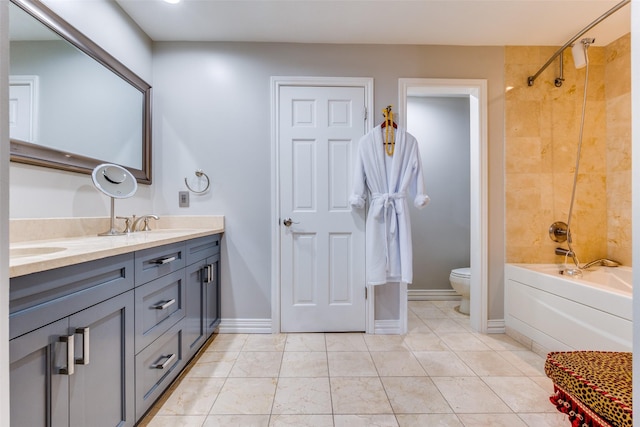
[350,125,430,285]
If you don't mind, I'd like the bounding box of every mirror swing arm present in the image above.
[9,0,152,184]
[91,163,138,236]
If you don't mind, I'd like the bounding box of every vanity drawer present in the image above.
[135,269,186,353]
[135,320,185,420]
[185,234,220,266]
[135,242,186,286]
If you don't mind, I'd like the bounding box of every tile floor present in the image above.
[139,301,568,427]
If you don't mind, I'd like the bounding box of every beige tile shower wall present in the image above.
[505,35,630,266]
[605,34,631,266]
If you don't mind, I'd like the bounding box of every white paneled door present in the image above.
[279,85,367,332]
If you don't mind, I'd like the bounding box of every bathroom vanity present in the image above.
[8,219,223,426]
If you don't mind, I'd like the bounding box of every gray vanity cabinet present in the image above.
[10,233,223,426]
[10,293,134,427]
[9,254,136,427]
[184,235,221,360]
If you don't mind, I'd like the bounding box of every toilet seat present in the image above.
[450,267,471,279]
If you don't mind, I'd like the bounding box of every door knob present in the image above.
[283,218,299,227]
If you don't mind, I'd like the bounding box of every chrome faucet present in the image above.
[555,247,579,267]
[581,258,621,269]
[131,214,160,232]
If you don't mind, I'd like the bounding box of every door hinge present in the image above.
[364,107,368,121]
[365,286,368,299]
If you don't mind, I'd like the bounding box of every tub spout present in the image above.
[555,247,580,267]
[555,247,574,257]
[581,258,621,269]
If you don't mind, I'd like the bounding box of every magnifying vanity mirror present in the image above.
[92,163,137,236]
[8,0,152,183]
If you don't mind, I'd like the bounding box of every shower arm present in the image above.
[527,0,629,87]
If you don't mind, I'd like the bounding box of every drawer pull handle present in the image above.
[75,327,90,365]
[58,335,75,376]
[153,299,176,310]
[152,256,176,265]
[152,353,176,370]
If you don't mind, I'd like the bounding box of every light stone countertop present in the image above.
[10,216,224,278]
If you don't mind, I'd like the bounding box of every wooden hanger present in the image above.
[380,105,397,129]
[381,105,396,155]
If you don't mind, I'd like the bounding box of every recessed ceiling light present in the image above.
[163,0,181,4]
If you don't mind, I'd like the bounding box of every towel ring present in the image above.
[184,169,210,194]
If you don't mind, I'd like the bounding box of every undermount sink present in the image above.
[141,229,193,233]
[10,246,67,258]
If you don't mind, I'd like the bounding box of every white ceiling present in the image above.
[115,0,630,47]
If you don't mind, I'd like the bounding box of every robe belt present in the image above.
[371,192,406,273]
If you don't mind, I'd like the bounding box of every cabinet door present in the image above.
[205,254,221,337]
[10,318,70,427]
[185,259,207,360]
[68,291,135,427]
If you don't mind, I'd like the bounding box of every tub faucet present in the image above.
[581,258,621,269]
[555,247,579,267]
[132,214,160,232]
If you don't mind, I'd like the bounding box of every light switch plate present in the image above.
[179,191,189,207]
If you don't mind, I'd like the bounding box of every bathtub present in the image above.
[504,263,632,352]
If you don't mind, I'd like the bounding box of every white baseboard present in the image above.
[374,319,402,335]
[216,315,504,335]
[487,319,505,334]
[408,289,460,301]
[218,318,272,334]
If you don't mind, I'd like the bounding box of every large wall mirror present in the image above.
[8,0,152,183]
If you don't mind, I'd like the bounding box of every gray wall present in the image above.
[151,42,505,321]
[407,96,471,292]
[1,0,10,422]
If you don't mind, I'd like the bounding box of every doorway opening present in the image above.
[398,78,489,332]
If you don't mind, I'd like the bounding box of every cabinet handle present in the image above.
[75,327,90,365]
[152,256,176,265]
[204,264,214,283]
[152,299,176,310]
[58,335,75,376]
[152,353,176,370]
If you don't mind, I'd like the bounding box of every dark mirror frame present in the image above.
[9,0,152,184]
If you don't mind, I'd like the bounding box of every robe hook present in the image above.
[184,169,210,194]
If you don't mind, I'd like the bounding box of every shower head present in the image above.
[571,38,595,69]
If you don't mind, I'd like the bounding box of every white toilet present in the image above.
[449,267,471,315]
